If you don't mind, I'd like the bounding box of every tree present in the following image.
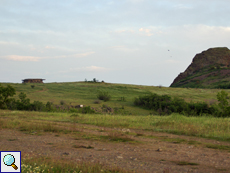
[18,92,30,105]
[0,85,16,109]
[217,90,230,117]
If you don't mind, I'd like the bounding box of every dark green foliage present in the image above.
[117,97,126,102]
[69,106,96,114]
[30,101,45,111]
[215,82,230,89]
[3,89,53,112]
[60,100,66,105]
[18,92,30,106]
[85,78,100,83]
[0,84,16,109]
[134,93,214,116]
[97,91,111,102]
[176,161,199,165]
[93,100,101,104]
[134,93,173,115]
[81,106,95,114]
[46,101,54,112]
[216,90,230,117]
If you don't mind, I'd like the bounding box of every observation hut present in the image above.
[22,79,45,83]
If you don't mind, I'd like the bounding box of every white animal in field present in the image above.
[75,105,84,108]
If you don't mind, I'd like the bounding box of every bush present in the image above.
[60,100,66,105]
[134,93,215,116]
[117,97,126,102]
[93,100,101,104]
[81,106,95,114]
[30,101,45,111]
[0,84,16,109]
[97,91,111,102]
[46,101,54,112]
[215,90,230,117]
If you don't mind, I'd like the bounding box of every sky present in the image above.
[0,0,230,86]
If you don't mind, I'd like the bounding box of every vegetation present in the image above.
[170,47,230,89]
[1,82,230,117]
[134,92,229,117]
[1,110,230,142]
[21,155,130,173]
[1,81,230,172]
[0,84,16,109]
[97,91,111,102]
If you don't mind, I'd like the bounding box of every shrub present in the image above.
[0,84,16,109]
[60,100,66,105]
[134,93,215,116]
[117,97,126,102]
[97,91,111,102]
[46,101,54,111]
[81,106,95,114]
[216,90,230,117]
[93,100,101,104]
[30,101,45,111]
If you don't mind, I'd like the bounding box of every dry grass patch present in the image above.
[174,161,199,166]
[72,145,94,149]
[205,143,230,151]
[100,132,135,143]
[22,155,133,173]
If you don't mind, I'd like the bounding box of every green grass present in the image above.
[1,110,230,142]
[205,144,230,151]
[21,155,132,173]
[100,132,135,143]
[175,161,199,166]
[0,81,226,113]
[2,81,230,172]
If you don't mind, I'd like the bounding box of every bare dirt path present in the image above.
[1,123,230,173]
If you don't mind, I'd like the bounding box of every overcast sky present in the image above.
[0,0,230,86]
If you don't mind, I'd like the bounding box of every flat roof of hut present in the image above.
[22,78,45,83]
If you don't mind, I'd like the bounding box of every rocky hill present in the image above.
[170,47,230,88]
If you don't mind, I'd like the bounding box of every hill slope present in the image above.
[170,47,230,88]
[0,81,226,115]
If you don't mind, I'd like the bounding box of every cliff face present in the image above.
[170,47,230,88]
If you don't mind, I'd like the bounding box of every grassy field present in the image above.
[1,110,230,141]
[1,110,230,172]
[0,81,227,115]
[1,81,230,172]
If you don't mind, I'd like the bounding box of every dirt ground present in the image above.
[1,123,230,173]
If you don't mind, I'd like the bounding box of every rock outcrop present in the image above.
[170,47,230,88]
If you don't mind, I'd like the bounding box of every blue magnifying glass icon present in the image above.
[3,154,18,170]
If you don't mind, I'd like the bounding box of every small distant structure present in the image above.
[22,78,45,83]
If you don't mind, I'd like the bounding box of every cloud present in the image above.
[73,51,95,58]
[115,29,135,34]
[0,41,19,46]
[3,51,96,62]
[59,66,111,73]
[75,66,109,72]
[45,46,56,49]
[139,28,153,36]
[83,66,108,72]
[6,55,41,62]
[110,45,139,52]
[127,0,145,3]
[173,4,193,9]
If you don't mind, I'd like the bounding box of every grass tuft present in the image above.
[175,161,199,166]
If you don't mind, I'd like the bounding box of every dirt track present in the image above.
[1,123,230,173]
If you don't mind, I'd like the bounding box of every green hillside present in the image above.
[170,47,230,89]
[0,81,227,115]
